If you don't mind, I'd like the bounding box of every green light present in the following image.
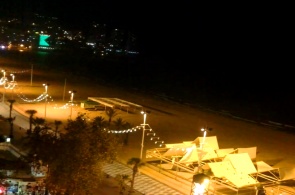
[39,34,50,47]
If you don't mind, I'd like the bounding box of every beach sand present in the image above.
[1,60,295,194]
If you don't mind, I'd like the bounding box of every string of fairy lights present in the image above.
[16,92,53,103]
[7,69,31,74]
[1,68,166,147]
[0,69,54,103]
[107,123,165,147]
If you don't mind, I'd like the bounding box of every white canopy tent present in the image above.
[208,153,259,188]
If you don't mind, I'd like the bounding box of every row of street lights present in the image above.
[2,68,149,162]
[4,67,147,161]
[42,83,77,119]
[1,69,18,102]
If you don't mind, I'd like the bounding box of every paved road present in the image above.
[0,102,29,130]
[103,161,185,195]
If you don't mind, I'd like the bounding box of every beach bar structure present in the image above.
[146,136,295,194]
[87,97,143,113]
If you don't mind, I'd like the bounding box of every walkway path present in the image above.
[103,161,185,195]
[0,101,188,195]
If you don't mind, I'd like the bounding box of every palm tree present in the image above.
[113,118,132,145]
[7,99,16,139]
[105,107,118,126]
[32,117,46,135]
[113,117,125,128]
[92,116,108,128]
[113,117,125,144]
[127,157,145,193]
[123,122,132,145]
[7,116,16,139]
[25,109,37,132]
[7,99,16,118]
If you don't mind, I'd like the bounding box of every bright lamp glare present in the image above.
[193,183,205,195]
[192,174,210,195]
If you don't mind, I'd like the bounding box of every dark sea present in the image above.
[1,49,295,131]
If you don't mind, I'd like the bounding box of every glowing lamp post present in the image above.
[140,111,147,159]
[43,83,49,118]
[69,90,77,119]
[200,128,207,149]
[1,69,6,78]
[10,74,15,98]
[10,74,15,82]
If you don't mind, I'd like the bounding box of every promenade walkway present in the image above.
[2,101,295,195]
[103,161,185,195]
[0,102,188,195]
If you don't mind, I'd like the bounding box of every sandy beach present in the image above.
[8,68,295,169]
[1,57,295,194]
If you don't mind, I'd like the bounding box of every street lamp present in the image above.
[1,70,7,103]
[190,173,210,195]
[68,90,77,119]
[197,127,213,175]
[10,74,15,98]
[200,128,207,150]
[140,111,147,159]
[10,74,15,82]
[1,69,6,78]
[43,83,49,118]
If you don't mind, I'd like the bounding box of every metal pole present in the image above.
[43,83,49,119]
[69,90,76,119]
[70,91,73,119]
[140,112,147,159]
[44,95,47,118]
[63,78,66,101]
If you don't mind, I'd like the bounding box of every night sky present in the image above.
[1,1,294,124]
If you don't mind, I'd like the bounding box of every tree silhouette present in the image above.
[105,107,118,125]
[92,116,108,128]
[123,122,132,145]
[6,116,16,139]
[23,113,121,194]
[25,109,37,132]
[127,157,145,193]
[7,99,15,118]
[7,99,16,139]
[113,118,133,145]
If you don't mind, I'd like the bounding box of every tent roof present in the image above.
[193,136,219,150]
[279,167,295,180]
[255,161,275,173]
[163,147,187,157]
[237,147,257,160]
[179,145,200,163]
[179,145,218,163]
[223,153,257,174]
[215,148,235,158]
[208,153,259,188]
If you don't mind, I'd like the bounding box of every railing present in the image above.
[146,148,195,174]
